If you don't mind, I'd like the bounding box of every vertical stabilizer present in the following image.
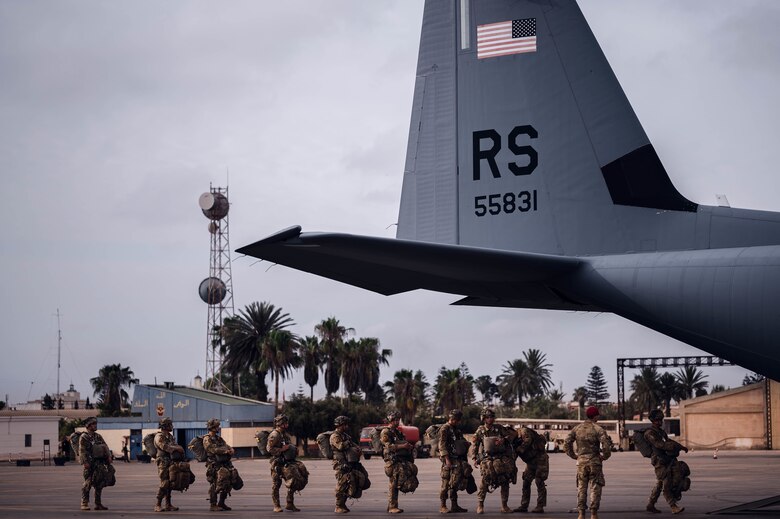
[398,0,698,255]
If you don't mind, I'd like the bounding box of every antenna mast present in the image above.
[56,308,62,399]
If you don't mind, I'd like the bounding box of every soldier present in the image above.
[78,416,113,511]
[644,409,687,515]
[472,408,513,514]
[203,418,236,512]
[438,409,472,514]
[564,406,612,519]
[153,417,184,512]
[513,423,549,513]
[380,410,414,514]
[330,415,364,514]
[267,414,301,513]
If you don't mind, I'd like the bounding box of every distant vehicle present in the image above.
[359,424,430,460]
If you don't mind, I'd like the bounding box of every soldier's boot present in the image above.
[272,489,283,513]
[514,485,531,513]
[335,496,350,514]
[217,493,232,511]
[646,501,661,514]
[388,487,403,514]
[450,495,468,514]
[440,496,449,514]
[286,493,301,512]
[209,503,221,512]
[576,510,586,519]
[476,501,485,514]
[94,490,108,511]
[80,500,90,511]
[164,492,179,512]
[670,504,685,515]
[590,511,600,519]
[500,487,512,513]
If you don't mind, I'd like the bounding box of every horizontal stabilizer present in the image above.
[236,227,590,309]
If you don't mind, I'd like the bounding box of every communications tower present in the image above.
[198,185,235,392]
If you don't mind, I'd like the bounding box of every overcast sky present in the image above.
[2,1,778,408]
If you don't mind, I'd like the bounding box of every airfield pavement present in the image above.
[1,450,779,518]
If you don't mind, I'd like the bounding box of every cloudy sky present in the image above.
[2,1,778,408]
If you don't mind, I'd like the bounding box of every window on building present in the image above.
[24,434,32,447]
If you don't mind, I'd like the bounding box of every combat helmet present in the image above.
[648,409,664,422]
[334,415,350,427]
[159,417,173,429]
[386,410,401,423]
[448,409,463,420]
[84,416,97,427]
[274,414,289,426]
[206,418,221,431]
[480,408,496,421]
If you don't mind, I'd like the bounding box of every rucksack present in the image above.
[69,432,83,463]
[187,435,207,462]
[369,426,385,454]
[316,431,334,459]
[425,424,441,443]
[143,432,159,458]
[633,428,653,458]
[255,430,271,456]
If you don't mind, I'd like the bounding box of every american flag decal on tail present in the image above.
[477,18,536,59]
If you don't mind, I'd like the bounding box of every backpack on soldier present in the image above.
[168,461,195,492]
[187,435,207,462]
[143,432,159,458]
[424,424,441,443]
[255,430,271,456]
[69,432,83,463]
[525,427,547,452]
[369,426,385,455]
[316,431,334,459]
[633,428,654,458]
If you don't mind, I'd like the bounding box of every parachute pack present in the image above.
[368,426,385,455]
[316,431,334,459]
[143,432,158,458]
[187,435,207,462]
[283,460,310,492]
[632,428,654,458]
[69,432,83,463]
[168,461,196,492]
[255,430,271,456]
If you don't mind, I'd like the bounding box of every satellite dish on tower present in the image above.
[198,277,227,305]
[199,192,229,220]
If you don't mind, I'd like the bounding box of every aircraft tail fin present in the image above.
[397,0,697,256]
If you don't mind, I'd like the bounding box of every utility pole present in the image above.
[56,308,62,399]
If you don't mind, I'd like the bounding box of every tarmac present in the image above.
[1,450,779,518]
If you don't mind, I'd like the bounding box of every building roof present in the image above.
[144,385,273,406]
[0,409,95,419]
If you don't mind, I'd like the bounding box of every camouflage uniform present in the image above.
[438,422,472,513]
[79,427,112,510]
[204,432,234,510]
[153,423,181,511]
[380,424,413,513]
[564,418,611,515]
[514,427,549,512]
[268,427,299,511]
[644,425,686,511]
[330,427,359,512]
[472,423,513,512]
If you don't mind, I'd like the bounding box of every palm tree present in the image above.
[340,339,363,397]
[434,364,475,414]
[261,329,302,411]
[657,372,682,417]
[357,337,391,394]
[385,369,429,424]
[315,317,354,396]
[475,375,498,405]
[630,367,660,419]
[675,366,709,400]
[221,301,294,401]
[90,364,139,416]
[572,386,588,420]
[300,336,321,403]
[523,349,554,397]
[497,358,532,407]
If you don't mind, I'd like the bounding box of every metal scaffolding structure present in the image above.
[616,355,735,447]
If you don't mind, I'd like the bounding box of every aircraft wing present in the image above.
[236,226,596,311]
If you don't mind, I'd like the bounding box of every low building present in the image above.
[678,379,779,450]
[0,409,94,460]
[95,383,275,459]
